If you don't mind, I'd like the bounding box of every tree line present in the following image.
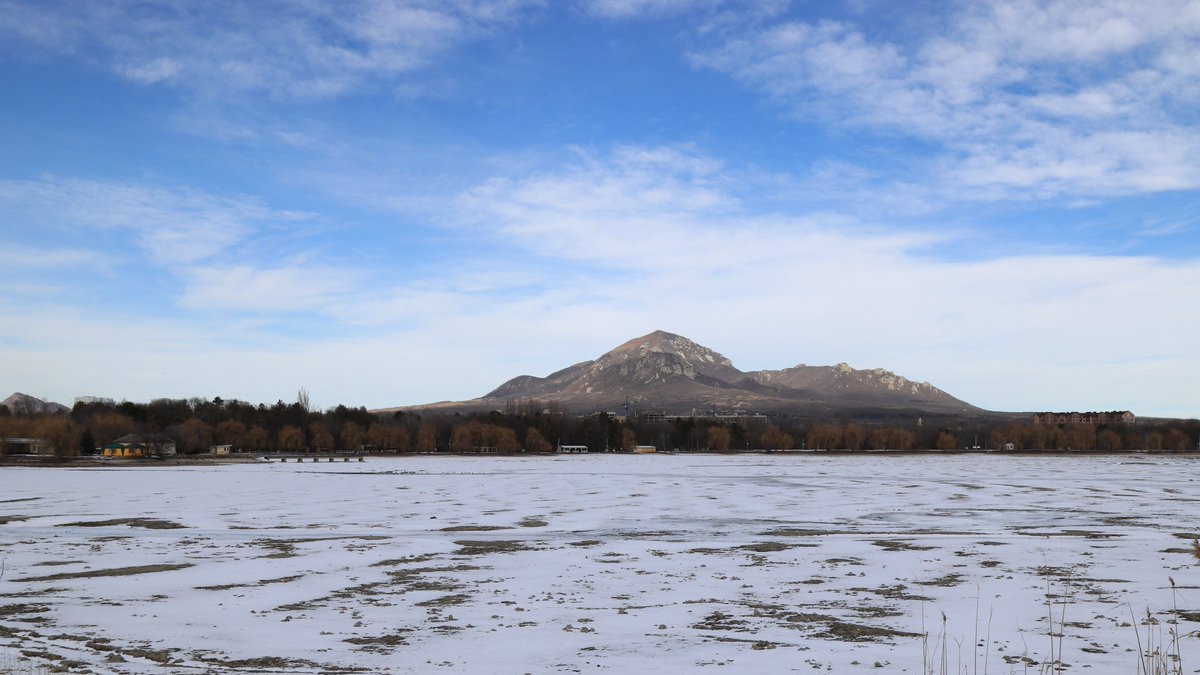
[0,395,1196,457]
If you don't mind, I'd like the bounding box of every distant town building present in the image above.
[74,396,115,406]
[1032,411,1135,426]
[638,410,768,425]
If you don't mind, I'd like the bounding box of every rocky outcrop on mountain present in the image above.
[400,330,978,417]
[1,392,69,415]
[752,362,957,408]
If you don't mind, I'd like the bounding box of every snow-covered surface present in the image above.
[2,454,1199,673]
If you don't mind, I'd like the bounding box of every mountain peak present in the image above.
[614,329,689,349]
[2,392,69,415]
[601,331,739,378]
[404,332,979,417]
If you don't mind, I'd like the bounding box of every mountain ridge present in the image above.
[2,392,70,415]
[393,330,980,417]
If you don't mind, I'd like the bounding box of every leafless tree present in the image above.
[706,426,732,452]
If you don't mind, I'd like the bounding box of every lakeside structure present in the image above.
[102,434,177,458]
[0,437,51,455]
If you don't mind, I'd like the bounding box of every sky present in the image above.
[1,0,1198,418]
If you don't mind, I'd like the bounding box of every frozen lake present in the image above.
[2,454,1199,673]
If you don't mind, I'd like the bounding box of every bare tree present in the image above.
[892,428,915,450]
[214,420,247,446]
[1096,429,1121,451]
[491,426,520,453]
[35,417,80,457]
[417,423,437,452]
[1145,430,1164,451]
[807,424,841,450]
[309,422,334,452]
[935,431,958,451]
[389,426,412,453]
[177,418,213,453]
[278,425,304,452]
[760,425,793,450]
[706,426,732,452]
[90,412,136,447]
[1166,428,1190,452]
[450,425,472,452]
[525,428,552,453]
[340,421,365,451]
[243,425,269,451]
[842,423,865,450]
[621,428,636,452]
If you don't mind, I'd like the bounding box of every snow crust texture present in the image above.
[1,454,1197,673]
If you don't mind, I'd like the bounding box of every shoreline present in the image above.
[2,447,1197,467]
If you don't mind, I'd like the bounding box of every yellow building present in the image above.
[103,434,177,458]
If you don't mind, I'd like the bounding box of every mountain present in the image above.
[396,330,982,418]
[2,392,70,415]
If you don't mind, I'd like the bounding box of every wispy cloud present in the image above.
[0,243,108,272]
[0,178,302,265]
[0,0,542,100]
[448,145,1200,415]
[0,177,343,315]
[179,265,360,315]
[2,2,1196,418]
[689,0,1200,200]
[2,146,1197,415]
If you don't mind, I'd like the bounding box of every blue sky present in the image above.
[1,0,1198,418]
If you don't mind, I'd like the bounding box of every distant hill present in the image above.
[2,392,69,415]
[388,330,983,418]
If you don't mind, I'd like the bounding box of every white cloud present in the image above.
[444,146,1200,417]
[0,177,304,266]
[0,243,107,272]
[585,0,718,18]
[2,152,1196,417]
[0,1,543,100]
[0,177,347,317]
[118,56,180,84]
[581,0,785,20]
[690,0,1200,200]
[179,265,359,314]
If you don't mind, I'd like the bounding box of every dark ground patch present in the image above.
[453,540,532,555]
[16,563,193,582]
[57,518,185,529]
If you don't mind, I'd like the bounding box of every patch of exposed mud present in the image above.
[196,574,304,591]
[453,540,532,555]
[57,517,186,529]
[16,563,193,582]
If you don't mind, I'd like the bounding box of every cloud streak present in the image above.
[690,0,1200,199]
[0,0,542,99]
[2,147,1197,416]
[0,177,347,316]
[1,2,1196,419]
[449,146,1200,416]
